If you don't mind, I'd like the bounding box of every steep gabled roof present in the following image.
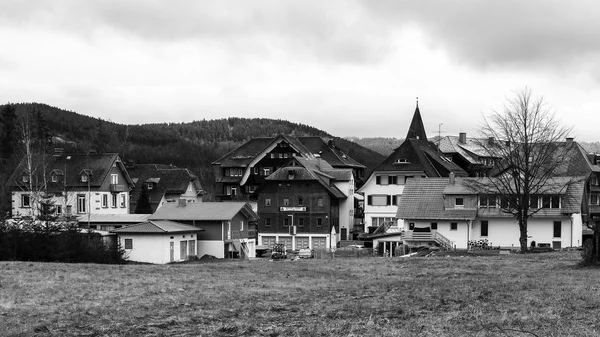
[128,164,204,212]
[265,157,348,199]
[298,137,365,169]
[406,103,428,141]
[374,139,467,177]
[111,220,203,234]
[7,153,132,190]
[149,202,259,222]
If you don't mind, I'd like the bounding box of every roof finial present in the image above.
[416,96,419,108]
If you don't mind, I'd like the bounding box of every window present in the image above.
[409,223,415,230]
[317,197,324,207]
[111,194,117,208]
[120,194,126,208]
[298,218,305,227]
[253,167,259,175]
[392,195,401,206]
[147,182,153,190]
[368,195,390,206]
[298,197,303,206]
[226,186,237,196]
[542,196,560,209]
[450,222,458,231]
[479,195,496,208]
[265,198,272,206]
[51,174,58,183]
[21,194,31,208]
[81,174,88,183]
[553,221,561,238]
[317,218,323,227]
[56,205,62,215]
[283,218,290,227]
[124,239,133,249]
[265,218,271,227]
[529,196,539,209]
[240,221,244,231]
[270,153,275,159]
[263,168,271,176]
[77,195,86,213]
[592,175,599,186]
[455,197,464,208]
[481,220,488,237]
[278,153,283,158]
[283,198,290,206]
[431,222,438,230]
[592,194,600,205]
[111,174,118,184]
[22,174,29,183]
[102,194,108,208]
[248,185,255,194]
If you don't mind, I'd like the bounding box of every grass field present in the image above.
[1,250,598,336]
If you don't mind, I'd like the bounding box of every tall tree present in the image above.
[0,103,18,161]
[474,88,575,253]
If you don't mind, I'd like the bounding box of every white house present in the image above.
[357,103,467,232]
[112,220,203,264]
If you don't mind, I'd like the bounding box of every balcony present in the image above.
[110,184,126,193]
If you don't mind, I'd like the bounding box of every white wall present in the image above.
[333,178,354,240]
[119,232,197,264]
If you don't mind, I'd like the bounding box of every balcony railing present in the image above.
[110,184,125,193]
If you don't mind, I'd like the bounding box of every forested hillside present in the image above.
[1,103,384,201]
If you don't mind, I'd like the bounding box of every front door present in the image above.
[188,240,196,258]
[170,242,174,262]
[180,240,187,260]
[341,228,347,241]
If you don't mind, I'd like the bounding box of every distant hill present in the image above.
[3,103,385,200]
[345,137,403,156]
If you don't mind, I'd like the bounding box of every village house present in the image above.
[438,133,502,177]
[211,134,365,201]
[255,156,354,250]
[127,163,204,213]
[112,220,203,264]
[7,152,134,220]
[357,103,467,233]
[395,138,595,250]
[149,201,259,259]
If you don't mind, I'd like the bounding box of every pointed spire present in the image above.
[405,100,428,141]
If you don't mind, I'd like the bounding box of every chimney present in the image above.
[449,172,455,185]
[566,137,574,149]
[178,199,187,207]
[459,133,467,144]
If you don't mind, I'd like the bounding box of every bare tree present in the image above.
[474,88,577,253]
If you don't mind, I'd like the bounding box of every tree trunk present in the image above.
[519,218,528,253]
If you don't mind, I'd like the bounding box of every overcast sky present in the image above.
[1,1,599,141]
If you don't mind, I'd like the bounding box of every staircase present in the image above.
[402,231,453,250]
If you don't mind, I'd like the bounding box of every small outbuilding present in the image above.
[112,220,203,264]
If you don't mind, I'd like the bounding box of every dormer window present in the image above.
[80,169,92,183]
[50,169,64,183]
[288,170,295,180]
[455,197,464,208]
[147,182,153,190]
[394,158,410,164]
[22,173,29,183]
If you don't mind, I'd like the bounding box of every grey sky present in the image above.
[1,0,599,141]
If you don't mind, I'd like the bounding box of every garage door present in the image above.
[296,237,309,249]
[279,236,293,250]
[262,236,276,247]
[312,237,326,249]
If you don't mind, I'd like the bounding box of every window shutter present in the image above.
[392,195,398,205]
[376,176,381,185]
[387,195,391,205]
[367,195,372,205]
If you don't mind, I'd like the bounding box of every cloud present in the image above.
[360,0,600,70]
[0,0,393,65]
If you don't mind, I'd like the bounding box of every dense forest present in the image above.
[0,103,385,203]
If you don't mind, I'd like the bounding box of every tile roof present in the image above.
[397,178,477,220]
[111,220,203,234]
[438,135,502,164]
[149,202,259,221]
[374,139,467,177]
[128,164,204,212]
[7,153,132,190]
[298,137,365,169]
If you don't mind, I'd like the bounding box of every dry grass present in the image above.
[1,251,598,336]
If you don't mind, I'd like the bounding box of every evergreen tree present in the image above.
[0,104,18,161]
[34,110,52,154]
[135,185,153,214]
